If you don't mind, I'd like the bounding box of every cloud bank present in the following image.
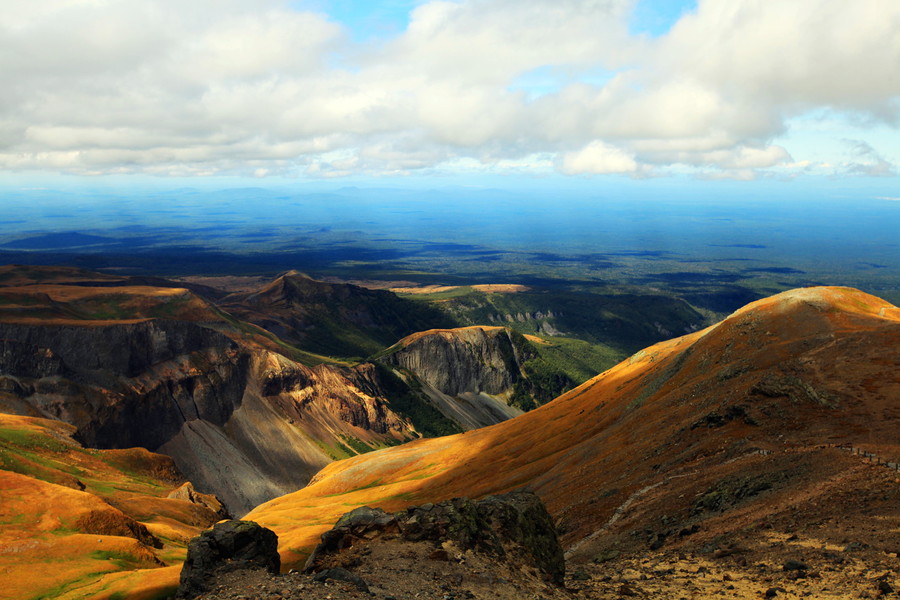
[1,0,898,179]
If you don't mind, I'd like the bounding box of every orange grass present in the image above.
[247,287,900,569]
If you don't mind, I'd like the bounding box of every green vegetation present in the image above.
[339,434,376,455]
[210,305,349,367]
[89,550,145,570]
[373,363,463,438]
[224,274,456,360]
[313,437,353,461]
[526,335,621,386]
[408,288,704,355]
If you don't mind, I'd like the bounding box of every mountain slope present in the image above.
[405,286,706,355]
[247,287,900,569]
[0,413,225,600]
[220,271,455,359]
[0,269,422,515]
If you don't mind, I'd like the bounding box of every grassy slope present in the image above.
[246,287,900,569]
[0,414,217,600]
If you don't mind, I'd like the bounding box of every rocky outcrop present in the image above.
[377,326,572,429]
[0,339,63,378]
[304,491,565,585]
[177,520,280,599]
[167,482,230,521]
[382,327,530,397]
[0,314,419,515]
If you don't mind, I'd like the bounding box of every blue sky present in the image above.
[0,0,897,191]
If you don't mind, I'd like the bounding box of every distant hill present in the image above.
[399,286,705,357]
[220,271,456,359]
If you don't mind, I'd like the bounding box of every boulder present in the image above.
[304,491,565,585]
[177,520,279,598]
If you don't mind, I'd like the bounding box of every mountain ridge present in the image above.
[246,286,900,569]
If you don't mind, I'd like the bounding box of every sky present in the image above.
[0,0,898,188]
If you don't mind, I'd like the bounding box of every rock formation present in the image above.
[177,520,280,599]
[0,275,422,514]
[378,326,573,428]
[304,492,565,585]
[167,482,231,521]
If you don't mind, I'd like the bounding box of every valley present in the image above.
[3,1,899,598]
[0,263,897,600]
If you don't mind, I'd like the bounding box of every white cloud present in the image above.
[0,0,897,178]
[559,141,638,175]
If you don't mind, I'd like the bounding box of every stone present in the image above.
[305,491,565,585]
[782,559,809,572]
[177,520,280,599]
[167,481,231,521]
[313,567,370,593]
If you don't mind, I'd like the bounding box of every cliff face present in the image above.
[383,327,530,397]
[0,284,419,515]
[377,326,571,429]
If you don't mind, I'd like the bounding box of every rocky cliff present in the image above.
[383,326,531,397]
[0,278,422,515]
[378,326,574,429]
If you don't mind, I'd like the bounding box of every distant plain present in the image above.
[2,186,898,312]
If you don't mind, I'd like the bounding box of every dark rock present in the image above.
[843,541,869,552]
[428,549,451,561]
[765,587,787,598]
[877,579,894,595]
[313,567,370,593]
[0,340,63,379]
[783,559,809,571]
[305,491,565,586]
[177,520,280,599]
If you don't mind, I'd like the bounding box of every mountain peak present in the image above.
[727,286,897,322]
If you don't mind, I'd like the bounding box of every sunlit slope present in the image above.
[0,414,223,600]
[248,287,900,568]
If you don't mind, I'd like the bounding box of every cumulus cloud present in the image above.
[0,0,897,178]
[559,141,638,175]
